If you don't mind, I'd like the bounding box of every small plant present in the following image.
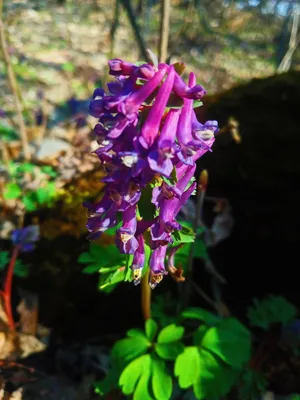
[2,161,58,212]
[237,367,268,400]
[0,251,30,278]
[95,308,251,399]
[0,225,39,329]
[247,295,297,329]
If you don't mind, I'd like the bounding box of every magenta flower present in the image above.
[149,245,168,288]
[147,109,180,176]
[116,205,138,254]
[86,56,217,287]
[131,234,146,285]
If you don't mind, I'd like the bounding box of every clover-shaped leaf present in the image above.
[201,318,251,368]
[112,337,150,365]
[145,319,158,341]
[247,295,297,330]
[157,324,184,344]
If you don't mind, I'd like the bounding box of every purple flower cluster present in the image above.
[87,58,218,288]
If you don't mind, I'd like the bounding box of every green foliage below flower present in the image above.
[78,236,133,293]
[0,122,18,141]
[237,368,267,400]
[0,251,30,278]
[0,251,10,270]
[95,309,251,400]
[2,161,58,211]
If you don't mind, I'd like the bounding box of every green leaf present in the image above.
[82,264,100,274]
[152,358,172,400]
[3,183,22,200]
[119,355,145,395]
[36,187,51,204]
[247,295,297,329]
[89,243,102,257]
[179,225,196,243]
[127,328,148,340]
[175,345,240,399]
[140,243,151,278]
[14,260,30,278]
[170,166,178,184]
[201,318,251,368]
[0,122,18,141]
[162,167,177,187]
[41,165,57,177]
[119,354,152,399]
[145,319,158,342]
[99,265,120,273]
[94,369,120,396]
[172,225,195,246]
[155,342,184,360]
[62,62,75,72]
[98,267,126,290]
[237,368,267,400]
[193,100,203,109]
[193,349,238,400]
[45,182,56,198]
[192,349,220,399]
[193,326,210,346]
[157,324,184,344]
[194,239,209,259]
[17,162,35,173]
[135,60,147,66]
[78,252,95,264]
[105,222,122,236]
[112,337,150,364]
[182,307,220,326]
[133,356,153,400]
[0,251,9,270]
[8,162,19,176]
[22,193,37,211]
[124,254,134,281]
[89,243,126,269]
[175,346,201,389]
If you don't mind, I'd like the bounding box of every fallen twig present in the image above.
[0,20,30,160]
[278,10,299,73]
[158,0,171,63]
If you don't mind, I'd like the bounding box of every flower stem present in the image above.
[2,245,21,330]
[141,269,151,320]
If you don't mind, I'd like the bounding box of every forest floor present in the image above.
[1,1,299,117]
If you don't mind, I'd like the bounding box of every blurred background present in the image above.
[0,0,300,399]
